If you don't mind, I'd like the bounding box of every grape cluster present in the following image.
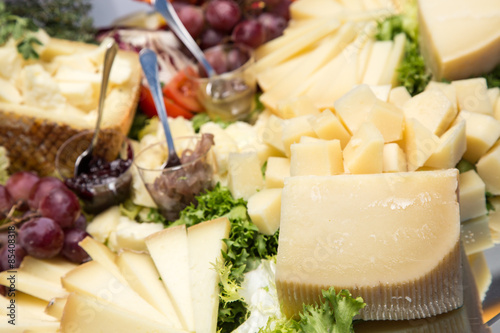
[0,171,91,271]
[173,0,291,50]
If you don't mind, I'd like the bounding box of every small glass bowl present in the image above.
[187,43,256,122]
[134,136,214,221]
[55,130,133,215]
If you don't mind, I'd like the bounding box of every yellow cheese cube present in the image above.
[452,78,493,115]
[388,86,411,109]
[467,252,492,301]
[281,115,317,157]
[367,84,392,102]
[260,114,287,154]
[425,81,458,111]
[367,100,404,142]
[476,142,500,195]
[424,120,466,169]
[290,140,343,176]
[403,89,457,136]
[461,215,494,255]
[276,95,320,119]
[459,170,487,222]
[343,122,384,174]
[309,109,351,148]
[383,143,407,172]
[265,157,290,188]
[457,110,500,163]
[404,118,439,171]
[227,152,263,200]
[276,170,462,320]
[488,87,499,106]
[334,84,377,134]
[247,188,282,235]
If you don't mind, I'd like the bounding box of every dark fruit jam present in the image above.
[65,144,133,215]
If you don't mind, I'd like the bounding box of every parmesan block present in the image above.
[452,78,493,115]
[418,0,500,80]
[187,218,230,333]
[383,143,407,172]
[458,110,500,163]
[404,118,439,171]
[281,115,317,157]
[388,86,411,109]
[247,188,282,235]
[476,142,500,195]
[343,122,384,174]
[458,170,487,222]
[467,252,492,301]
[276,170,462,320]
[309,109,351,148]
[265,157,290,188]
[290,140,343,176]
[227,151,263,200]
[424,120,466,169]
[402,89,457,136]
[461,215,494,255]
[367,100,404,143]
[334,84,377,135]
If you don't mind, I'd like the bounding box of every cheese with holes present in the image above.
[276,170,462,320]
[418,0,500,80]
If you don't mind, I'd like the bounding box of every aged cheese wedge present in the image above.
[276,169,462,320]
[418,0,500,80]
[18,256,76,285]
[334,84,378,135]
[281,115,317,157]
[86,205,121,243]
[367,100,404,142]
[45,297,67,320]
[404,118,439,171]
[0,270,67,302]
[424,120,466,169]
[187,218,230,333]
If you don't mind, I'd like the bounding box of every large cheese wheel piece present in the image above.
[276,169,462,320]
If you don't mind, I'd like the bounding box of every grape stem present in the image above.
[0,202,41,230]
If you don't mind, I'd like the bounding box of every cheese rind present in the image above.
[276,170,462,320]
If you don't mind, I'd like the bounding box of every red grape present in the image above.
[5,171,40,210]
[19,217,64,259]
[205,0,241,32]
[258,12,286,41]
[61,228,91,263]
[175,3,205,39]
[232,19,267,48]
[0,185,13,218]
[39,188,80,229]
[200,28,225,50]
[227,45,251,71]
[0,243,26,271]
[268,0,291,20]
[203,45,228,75]
[73,214,87,231]
[28,177,65,211]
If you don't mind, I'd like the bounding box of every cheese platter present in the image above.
[0,0,499,332]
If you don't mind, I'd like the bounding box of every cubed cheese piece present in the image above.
[388,86,411,109]
[425,81,458,111]
[458,110,500,163]
[86,206,121,243]
[187,218,230,333]
[487,196,500,241]
[0,77,22,103]
[334,84,377,134]
[362,40,393,85]
[276,170,462,320]
[452,78,493,115]
[403,89,457,136]
[461,215,494,255]
[290,140,343,176]
[367,85,392,102]
[367,100,404,142]
[488,87,500,106]
[383,143,407,172]
[227,152,263,200]
[343,122,384,174]
[281,115,317,157]
[265,157,291,188]
[247,189,282,235]
[260,114,287,154]
[200,122,238,174]
[467,252,492,301]
[424,120,466,169]
[309,109,351,148]
[477,142,500,195]
[418,0,500,81]
[276,95,321,119]
[459,170,487,222]
[404,118,439,171]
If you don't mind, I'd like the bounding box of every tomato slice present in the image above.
[163,67,204,113]
[138,85,194,120]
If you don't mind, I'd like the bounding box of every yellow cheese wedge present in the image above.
[452,78,493,115]
[290,140,343,176]
[257,51,309,91]
[227,151,264,200]
[309,109,351,148]
[187,218,230,333]
[367,100,404,142]
[276,95,320,119]
[457,110,500,163]
[0,318,59,333]
[388,86,411,109]
[265,156,291,189]
[0,292,55,322]
[0,270,67,302]
[458,170,488,222]
[86,205,121,243]
[18,256,76,285]
[281,115,317,157]
[362,40,393,85]
[476,142,500,195]
[45,297,67,320]
[248,189,282,235]
[418,0,500,80]
[424,120,466,169]
[334,84,378,134]
[383,143,407,172]
[276,169,462,320]
[461,215,494,255]
[343,122,384,174]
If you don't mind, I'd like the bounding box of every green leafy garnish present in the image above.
[119,199,166,224]
[0,2,42,59]
[191,113,232,133]
[128,112,150,141]
[456,159,475,174]
[486,192,496,213]
[0,146,10,185]
[482,64,500,89]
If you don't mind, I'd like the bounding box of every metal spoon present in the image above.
[139,48,181,169]
[154,0,216,78]
[74,39,118,177]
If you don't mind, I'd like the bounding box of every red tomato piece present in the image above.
[138,85,194,120]
[163,67,204,113]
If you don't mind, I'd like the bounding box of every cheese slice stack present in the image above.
[276,169,462,320]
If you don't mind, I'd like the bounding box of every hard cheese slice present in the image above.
[276,170,462,320]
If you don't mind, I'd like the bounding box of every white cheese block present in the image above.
[0,270,66,302]
[248,189,282,235]
[343,122,384,174]
[265,156,291,189]
[461,215,494,255]
[418,0,500,80]
[290,140,343,176]
[452,78,493,115]
[60,292,188,333]
[116,250,182,329]
[146,225,194,331]
[187,218,231,333]
[309,109,351,148]
[458,170,487,222]
[383,143,407,172]
[424,120,466,169]
[457,110,500,163]
[227,151,264,200]
[86,205,121,243]
[276,170,462,320]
